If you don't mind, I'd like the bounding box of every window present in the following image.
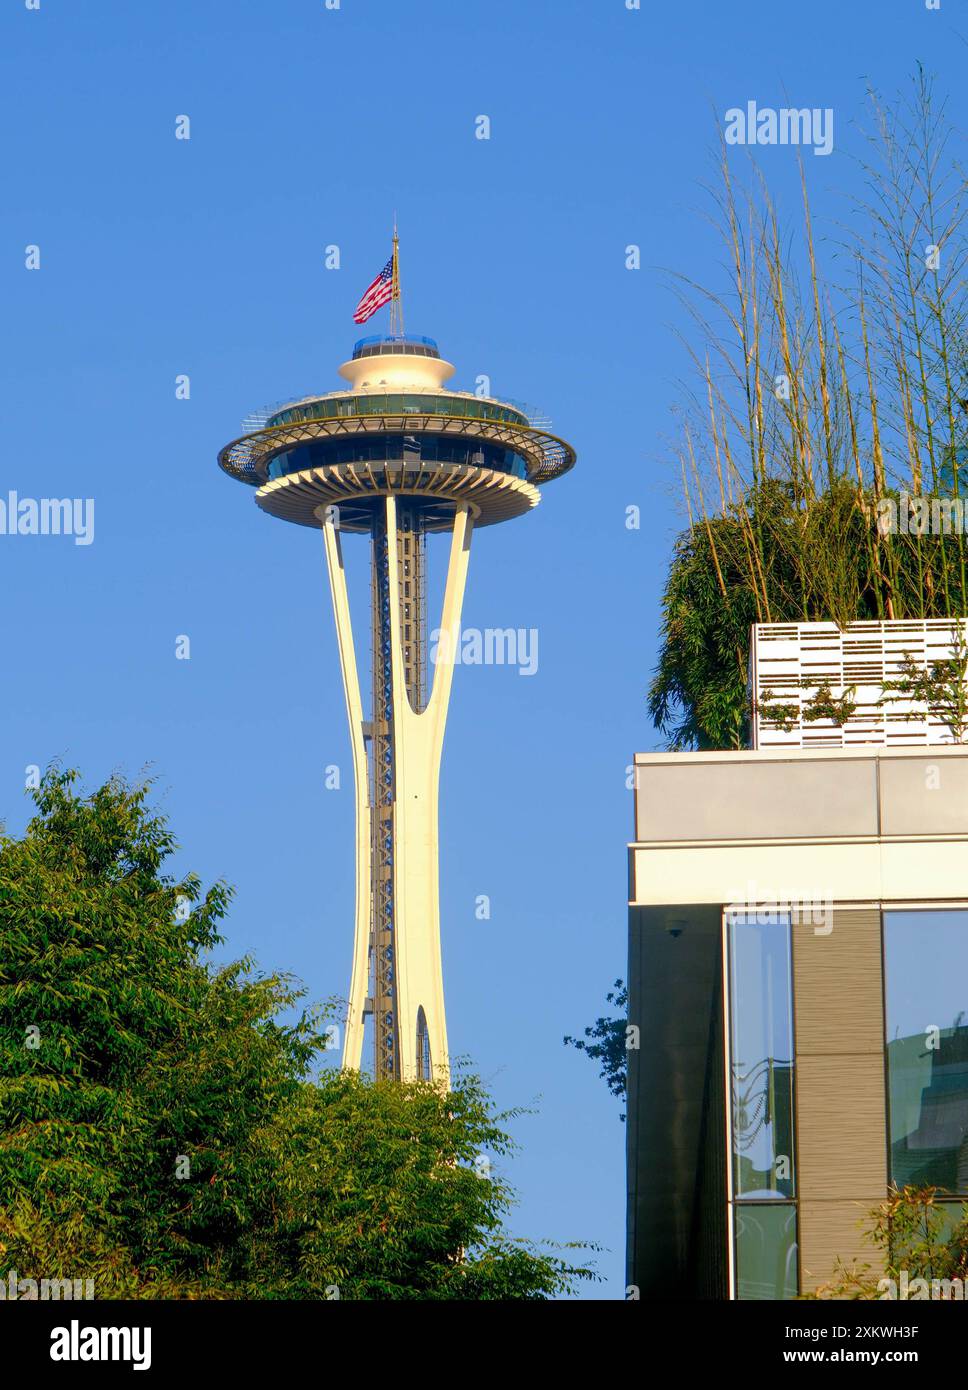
[266,436,528,481]
[734,1205,798,1301]
[416,1007,431,1081]
[265,395,529,431]
[885,910,968,1193]
[726,910,798,1299]
[727,912,796,1198]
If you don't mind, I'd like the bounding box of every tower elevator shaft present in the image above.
[369,504,427,1080]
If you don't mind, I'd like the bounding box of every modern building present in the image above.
[220,331,575,1083]
[627,620,968,1298]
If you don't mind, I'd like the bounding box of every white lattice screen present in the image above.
[749,620,968,749]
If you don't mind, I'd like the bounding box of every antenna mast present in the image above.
[390,218,404,337]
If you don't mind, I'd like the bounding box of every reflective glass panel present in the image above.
[885,910,968,1193]
[728,912,795,1199]
[735,1204,798,1300]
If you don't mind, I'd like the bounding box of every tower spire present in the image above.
[390,216,404,337]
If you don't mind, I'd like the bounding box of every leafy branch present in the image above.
[564,980,628,1120]
[802,681,858,726]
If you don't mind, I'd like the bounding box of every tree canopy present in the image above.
[0,769,593,1299]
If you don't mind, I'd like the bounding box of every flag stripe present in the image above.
[353,256,396,324]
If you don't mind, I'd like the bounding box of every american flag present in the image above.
[353,256,396,324]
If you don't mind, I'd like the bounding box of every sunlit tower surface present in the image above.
[219,326,575,1084]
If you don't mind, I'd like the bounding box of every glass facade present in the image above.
[726,910,797,1299]
[265,434,528,482]
[734,1204,798,1301]
[885,910,968,1193]
[265,393,529,430]
[352,335,440,360]
[724,905,968,1297]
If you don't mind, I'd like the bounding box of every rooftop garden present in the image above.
[649,70,968,751]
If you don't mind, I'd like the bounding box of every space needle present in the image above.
[218,237,576,1083]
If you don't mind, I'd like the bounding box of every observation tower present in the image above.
[219,313,575,1084]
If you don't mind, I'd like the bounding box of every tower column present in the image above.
[320,512,371,1072]
[386,497,472,1085]
[321,497,473,1087]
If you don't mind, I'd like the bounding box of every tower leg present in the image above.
[320,513,371,1073]
[385,497,472,1086]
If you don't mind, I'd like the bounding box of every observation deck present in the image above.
[218,335,576,532]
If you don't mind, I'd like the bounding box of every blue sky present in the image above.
[2,0,966,1299]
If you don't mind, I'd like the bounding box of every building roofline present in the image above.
[632,743,968,765]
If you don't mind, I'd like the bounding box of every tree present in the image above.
[0,768,594,1299]
[564,980,628,1119]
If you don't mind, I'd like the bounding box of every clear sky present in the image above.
[2,0,966,1299]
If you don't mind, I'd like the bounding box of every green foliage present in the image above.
[802,681,858,727]
[649,481,898,748]
[564,980,628,1119]
[757,689,801,734]
[880,630,968,741]
[650,487,968,751]
[755,679,858,734]
[811,1186,968,1299]
[647,512,758,750]
[0,769,595,1299]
